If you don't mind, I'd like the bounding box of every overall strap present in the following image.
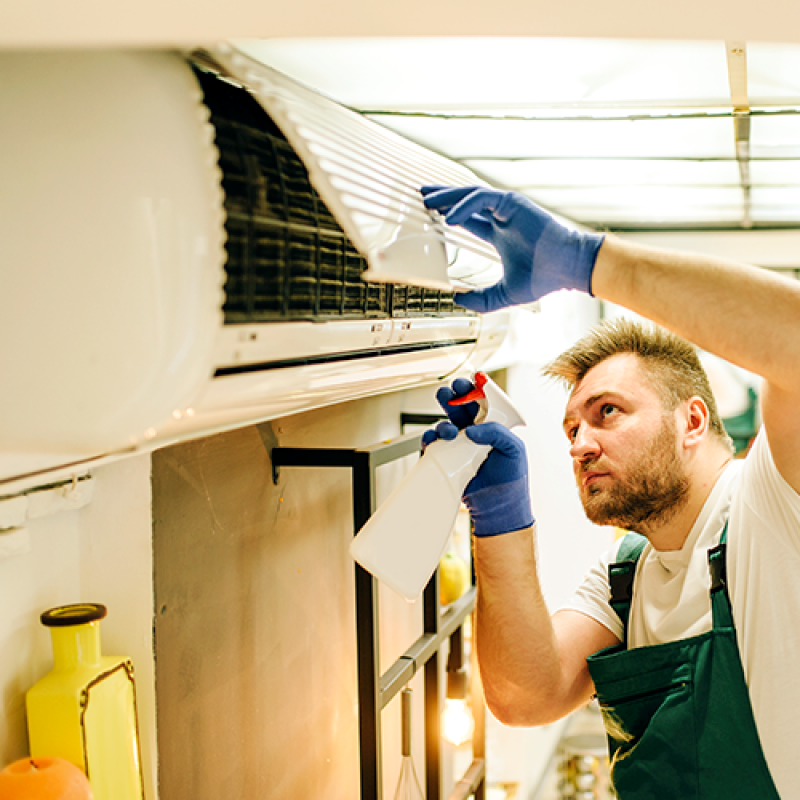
[608,533,648,645]
[708,520,734,629]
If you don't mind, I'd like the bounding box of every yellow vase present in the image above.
[25,603,144,800]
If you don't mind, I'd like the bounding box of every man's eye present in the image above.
[601,404,618,418]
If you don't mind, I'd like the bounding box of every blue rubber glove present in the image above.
[421,185,605,312]
[422,380,534,537]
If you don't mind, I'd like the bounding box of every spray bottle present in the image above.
[350,372,525,601]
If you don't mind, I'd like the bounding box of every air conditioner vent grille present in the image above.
[194,67,465,324]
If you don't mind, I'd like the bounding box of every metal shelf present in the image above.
[272,426,485,800]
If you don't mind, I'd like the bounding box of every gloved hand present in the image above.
[422,379,534,537]
[420,185,605,312]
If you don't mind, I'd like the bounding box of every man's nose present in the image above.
[569,424,600,461]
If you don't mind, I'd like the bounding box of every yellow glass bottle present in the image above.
[25,603,144,800]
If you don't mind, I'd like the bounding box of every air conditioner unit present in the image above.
[0,47,508,485]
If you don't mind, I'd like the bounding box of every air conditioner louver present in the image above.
[194,66,462,324]
[205,44,503,293]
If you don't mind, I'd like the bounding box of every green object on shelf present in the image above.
[723,386,758,455]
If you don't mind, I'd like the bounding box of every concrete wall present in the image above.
[151,391,428,800]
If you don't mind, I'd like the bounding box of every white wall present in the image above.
[619,229,800,269]
[0,454,156,799]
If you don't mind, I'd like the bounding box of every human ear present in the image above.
[682,396,710,449]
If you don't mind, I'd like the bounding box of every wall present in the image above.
[151,389,438,800]
[0,454,157,798]
[147,294,612,800]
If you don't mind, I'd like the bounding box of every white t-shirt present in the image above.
[566,427,800,799]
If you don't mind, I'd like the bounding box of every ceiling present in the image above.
[235,38,800,234]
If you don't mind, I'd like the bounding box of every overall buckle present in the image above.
[609,560,637,606]
[708,543,728,593]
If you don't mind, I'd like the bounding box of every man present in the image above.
[420,185,800,799]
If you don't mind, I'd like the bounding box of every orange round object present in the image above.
[0,757,93,800]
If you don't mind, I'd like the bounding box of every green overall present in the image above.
[586,525,782,799]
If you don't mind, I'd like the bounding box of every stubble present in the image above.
[579,417,690,533]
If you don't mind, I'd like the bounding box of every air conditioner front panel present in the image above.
[152,338,483,445]
[211,316,481,371]
[191,62,471,329]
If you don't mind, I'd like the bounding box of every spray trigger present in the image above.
[449,372,489,405]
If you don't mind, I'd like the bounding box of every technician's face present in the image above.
[563,354,689,531]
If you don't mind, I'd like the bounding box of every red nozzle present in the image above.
[450,371,489,405]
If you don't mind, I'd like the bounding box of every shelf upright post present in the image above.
[352,448,382,800]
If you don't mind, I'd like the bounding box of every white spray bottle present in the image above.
[350,371,525,601]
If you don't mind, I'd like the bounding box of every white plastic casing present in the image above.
[0,50,226,455]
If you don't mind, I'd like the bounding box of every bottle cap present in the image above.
[41,603,108,627]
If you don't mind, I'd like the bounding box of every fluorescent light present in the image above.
[748,43,800,104]
[749,160,800,184]
[463,158,741,188]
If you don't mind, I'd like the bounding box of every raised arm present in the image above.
[422,185,800,492]
[592,236,800,491]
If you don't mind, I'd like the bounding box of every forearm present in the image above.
[592,235,800,394]
[473,528,582,726]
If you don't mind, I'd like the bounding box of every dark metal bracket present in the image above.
[271,429,485,800]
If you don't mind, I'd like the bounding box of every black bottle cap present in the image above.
[41,603,108,627]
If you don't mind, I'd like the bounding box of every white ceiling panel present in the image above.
[750,204,800,222]
[750,115,800,158]
[558,203,745,224]
[751,186,800,208]
[531,184,744,221]
[531,184,744,208]
[368,116,737,160]
[235,38,732,110]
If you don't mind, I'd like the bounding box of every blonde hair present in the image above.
[543,318,734,452]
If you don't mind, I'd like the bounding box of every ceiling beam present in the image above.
[726,41,752,228]
[3,0,800,47]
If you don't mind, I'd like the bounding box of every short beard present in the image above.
[580,417,690,534]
